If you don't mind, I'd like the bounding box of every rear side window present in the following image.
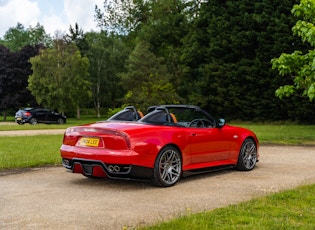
[110,109,138,121]
[144,111,168,124]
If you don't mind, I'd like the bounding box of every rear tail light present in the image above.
[24,112,31,116]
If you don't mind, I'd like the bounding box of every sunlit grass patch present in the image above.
[142,184,315,229]
[232,123,315,145]
[0,135,63,169]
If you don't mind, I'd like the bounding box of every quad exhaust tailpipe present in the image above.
[108,165,121,172]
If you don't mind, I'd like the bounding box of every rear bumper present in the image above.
[60,144,155,180]
[60,144,155,166]
[62,158,153,180]
[15,117,28,124]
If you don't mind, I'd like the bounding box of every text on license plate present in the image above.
[79,137,100,147]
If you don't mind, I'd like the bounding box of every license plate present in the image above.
[17,117,22,121]
[79,137,100,147]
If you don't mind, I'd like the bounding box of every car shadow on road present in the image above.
[68,175,153,190]
[180,168,236,184]
[66,166,241,190]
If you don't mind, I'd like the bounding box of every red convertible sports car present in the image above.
[60,105,259,187]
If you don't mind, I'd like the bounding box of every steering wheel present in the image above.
[188,119,205,128]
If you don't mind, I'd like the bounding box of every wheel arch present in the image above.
[246,136,258,146]
[246,135,259,154]
[239,133,259,150]
[156,143,183,163]
[163,143,182,156]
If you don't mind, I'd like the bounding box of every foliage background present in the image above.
[1,0,315,123]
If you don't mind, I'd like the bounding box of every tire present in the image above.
[152,146,182,187]
[57,118,65,124]
[30,118,38,125]
[236,138,257,171]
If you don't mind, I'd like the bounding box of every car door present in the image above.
[46,110,57,123]
[35,109,47,122]
[169,106,231,164]
[188,126,231,163]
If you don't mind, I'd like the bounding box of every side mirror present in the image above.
[217,118,225,128]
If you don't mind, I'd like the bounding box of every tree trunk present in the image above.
[97,102,101,118]
[77,107,80,119]
[3,111,6,121]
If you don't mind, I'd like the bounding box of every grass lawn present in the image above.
[141,184,315,229]
[0,135,63,169]
[233,123,315,145]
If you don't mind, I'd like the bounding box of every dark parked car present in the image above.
[15,108,66,125]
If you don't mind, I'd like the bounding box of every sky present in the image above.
[0,0,104,38]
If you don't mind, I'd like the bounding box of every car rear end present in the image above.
[15,108,32,124]
[60,123,154,180]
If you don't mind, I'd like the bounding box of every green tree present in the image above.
[272,0,315,101]
[0,23,52,51]
[94,0,315,122]
[65,23,84,43]
[64,23,88,52]
[84,31,128,117]
[95,0,149,34]
[137,0,190,92]
[120,41,182,110]
[179,0,315,121]
[95,0,189,105]
[28,40,91,117]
